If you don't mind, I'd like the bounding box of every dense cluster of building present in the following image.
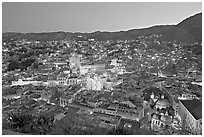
[2,35,202,135]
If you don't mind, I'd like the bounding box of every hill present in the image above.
[177,13,202,42]
[2,13,202,43]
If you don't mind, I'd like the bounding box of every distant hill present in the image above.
[2,12,202,43]
[177,13,202,42]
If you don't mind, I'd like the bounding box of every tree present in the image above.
[7,112,33,133]
[32,62,43,69]
[7,60,19,71]
[107,127,132,135]
[20,58,36,70]
[7,111,54,135]
[31,115,54,135]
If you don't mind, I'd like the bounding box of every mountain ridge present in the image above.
[2,12,202,43]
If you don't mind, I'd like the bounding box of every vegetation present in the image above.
[6,112,54,134]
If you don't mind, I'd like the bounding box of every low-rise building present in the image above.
[80,64,105,75]
[60,95,74,107]
[3,94,21,100]
[40,91,52,103]
[67,78,78,85]
[47,80,59,87]
[86,75,106,91]
[11,79,43,87]
[92,112,122,129]
[53,61,68,69]
[87,98,101,108]
[178,93,198,100]
[57,74,69,86]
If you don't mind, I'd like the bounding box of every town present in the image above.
[2,33,202,135]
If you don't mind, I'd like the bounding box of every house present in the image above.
[57,74,69,86]
[11,79,42,87]
[53,61,68,69]
[76,109,93,116]
[32,89,45,95]
[120,100,136,108]
[110,91,125,103]
[60,95,73,107]
[67,78,78,86]
[77,78,87,85]
[178,93,198,100]
[95,92,111,104]
[80,64,105,75]
[47,80,59,87]
[93,102,144,121]
[2,88,24,100]
[3,94,21,100]
[93,103,118,115]
[116,103,144,121]
[40,91,52,103]
[87,98,101,108]
[195,75,202,82]
[104,80,113,91]
[110,58,119,66]
[92,112,122,129]
[86,75,105,91]
[54,113,66,122]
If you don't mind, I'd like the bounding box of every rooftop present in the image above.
[180,99,202,120]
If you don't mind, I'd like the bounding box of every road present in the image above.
[73,87,85,96]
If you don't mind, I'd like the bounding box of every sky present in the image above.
[2,2,202,33]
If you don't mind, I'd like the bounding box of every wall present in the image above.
[178,101,202,134]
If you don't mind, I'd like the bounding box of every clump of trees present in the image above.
[7,58,36,71]
[6,112,54,134]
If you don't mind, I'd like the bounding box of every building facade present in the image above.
[177,99,202,135]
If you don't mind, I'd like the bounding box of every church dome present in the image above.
[155,98,169,109]
[160,115,172,124]
[161,115,168,121]
[152,114,159,119]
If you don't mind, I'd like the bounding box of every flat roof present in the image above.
[180,99,202,120]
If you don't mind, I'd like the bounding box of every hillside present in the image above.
[2,12,202,43]
[177,13,202,42]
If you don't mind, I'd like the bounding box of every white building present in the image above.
[110,58,118,66]
[178,93,199,100]
[53,61,68,69]
[86,75,106,91]
[80,64,106,75]
[60,96,73,107]
[11,79,43,87]
[47,80,59,87]
[69,53,81,69]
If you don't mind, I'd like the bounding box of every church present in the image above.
[143,88,177,132]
